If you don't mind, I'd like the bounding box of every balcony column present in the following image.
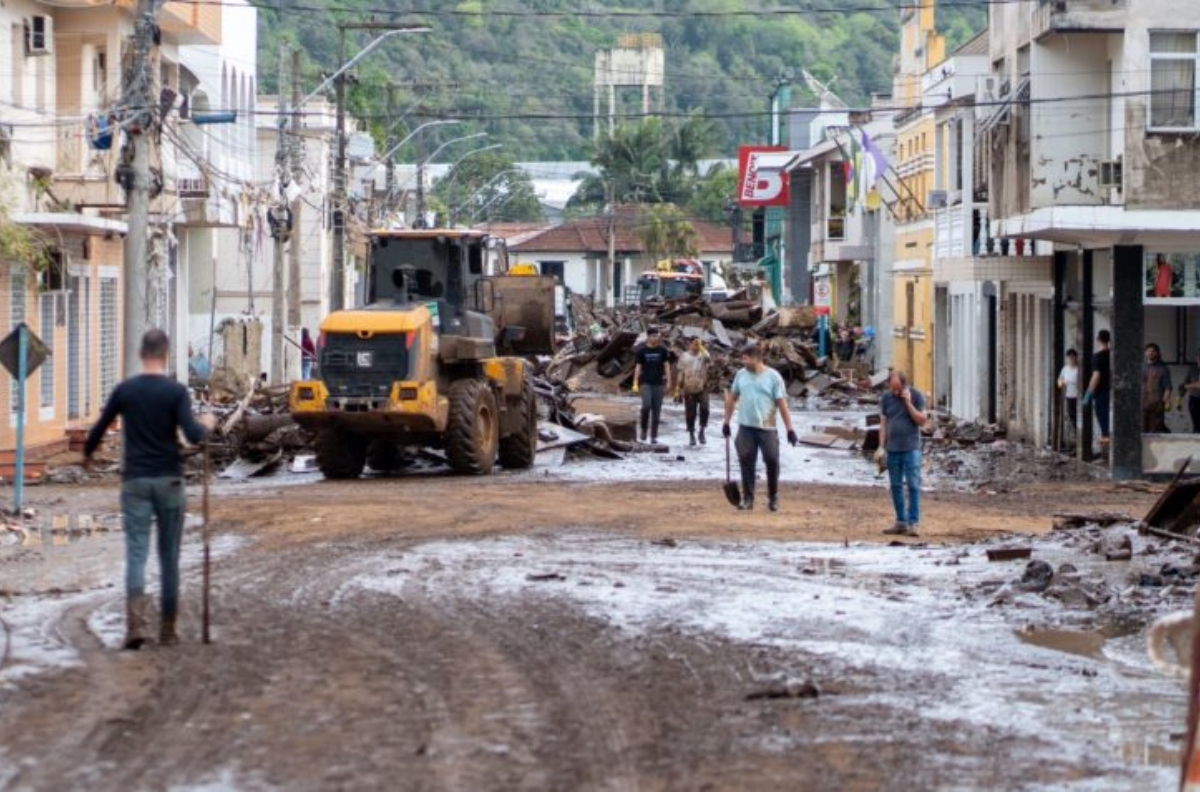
[1111,245,1144,480]
[1079,250,1094,460]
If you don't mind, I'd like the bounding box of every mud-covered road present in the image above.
[0,472,1188,791]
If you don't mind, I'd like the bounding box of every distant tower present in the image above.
[593,34,665,138]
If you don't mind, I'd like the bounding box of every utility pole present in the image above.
[385,84,398,221]
[269,41,289,385]
[288,49,303,332]
[120,0,165,376]
[330,27,348,312]
[415,158,426,228]
[605,180,616,308]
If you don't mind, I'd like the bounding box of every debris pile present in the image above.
[545,293,870,402]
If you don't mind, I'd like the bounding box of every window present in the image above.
[99,277,118,398]
[10,269,25,413]
[1150,32,1199,130]
[40,293,53,409]
[539,261,565,282]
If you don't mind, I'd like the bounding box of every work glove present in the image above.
[673,389,682,404]
[1082,391,1093,407]
[787,429,799,447]
[632,382,640,395]
[722,423,732,439]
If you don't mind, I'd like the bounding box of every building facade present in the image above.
[988,0,1200,477]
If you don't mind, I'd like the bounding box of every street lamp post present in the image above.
[330,24,430,313]
[414,132,486,228]
[449,166,518,227]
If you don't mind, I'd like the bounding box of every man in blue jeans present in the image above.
[879,370,927,536]
[722,342,799,512]
[85,330,214,649]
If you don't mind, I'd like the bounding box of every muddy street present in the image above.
[0,465,1188,791]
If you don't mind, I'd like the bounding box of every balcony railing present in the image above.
[1033,0,1126,39]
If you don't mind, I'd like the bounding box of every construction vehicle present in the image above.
[637,261,706,304]
[289,229,555,479]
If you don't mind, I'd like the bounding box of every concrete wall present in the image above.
[1029,35,1110,210]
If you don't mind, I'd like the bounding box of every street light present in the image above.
[298,27,430,110]
[449,167,520,226]
[270,25,431,382]
[330,24,432,313]
[414,132,487,226]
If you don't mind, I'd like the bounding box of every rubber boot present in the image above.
[159,614,179,647]
[123,595,149,651]
[689,431,696,447]
[698,427,706,445]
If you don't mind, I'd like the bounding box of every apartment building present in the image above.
[988,0,1200,478]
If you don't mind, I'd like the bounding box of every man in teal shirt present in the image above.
[722,343,799,512]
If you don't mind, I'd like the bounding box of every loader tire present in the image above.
[366,441,403,472]
[498,375,537,470]
[315,429,367,480]
[446,379,499,475]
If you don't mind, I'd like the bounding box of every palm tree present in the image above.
[639,204,699,265]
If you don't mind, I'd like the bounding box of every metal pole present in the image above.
[330,27,347,311]
[122,0,164,376]
[415,160,425,228]
[14,324,26,514]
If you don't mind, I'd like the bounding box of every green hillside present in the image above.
[260,1,986,161]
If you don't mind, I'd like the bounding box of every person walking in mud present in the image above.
[677,336,712,446]
[632,327,676,444]
[84,330,215,650]
[722,342,799,512]
[880,370,927,537]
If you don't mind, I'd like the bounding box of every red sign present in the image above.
[738,146,790,208]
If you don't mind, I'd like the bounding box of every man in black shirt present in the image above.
[632,327,676,444]
[1083,329,1112,445]
[85,330,214,649]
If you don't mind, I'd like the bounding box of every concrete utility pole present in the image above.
[288,49,303,332]
[121,0,165,376]
[270,42,289,385]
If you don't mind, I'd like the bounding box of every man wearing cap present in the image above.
[633,327,676,444]
[722,343,799,512]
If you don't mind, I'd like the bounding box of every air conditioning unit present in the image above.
[975,77,999,119]
[177,178,208,198]
[927,190,949,209]
[25,15,53,56]
[1099,160,1123,190]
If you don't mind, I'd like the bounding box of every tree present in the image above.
[569,113,719,212]
[431,149,544,225]
[687,164,738,224]
[639,204,699,264]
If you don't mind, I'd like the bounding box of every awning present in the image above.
[13,212,128,236]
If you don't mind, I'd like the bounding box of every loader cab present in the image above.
[367,230,493,335]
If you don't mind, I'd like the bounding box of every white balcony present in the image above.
[1033,0,1126,40]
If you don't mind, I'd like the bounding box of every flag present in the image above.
[859,130,888,201]
[845,130,862,211]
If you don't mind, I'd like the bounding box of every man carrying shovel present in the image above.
[722,342,799,512]
[84,329,215,649]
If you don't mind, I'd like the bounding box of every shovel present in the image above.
[723,435,741,507]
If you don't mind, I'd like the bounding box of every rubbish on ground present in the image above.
[987,546,1033,562]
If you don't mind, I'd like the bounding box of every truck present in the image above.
[289,229,555,479]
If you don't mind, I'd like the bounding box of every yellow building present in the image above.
[890,0,945,396]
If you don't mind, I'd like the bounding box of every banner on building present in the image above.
[1144,251,1200,304]
[738,146,790,208]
